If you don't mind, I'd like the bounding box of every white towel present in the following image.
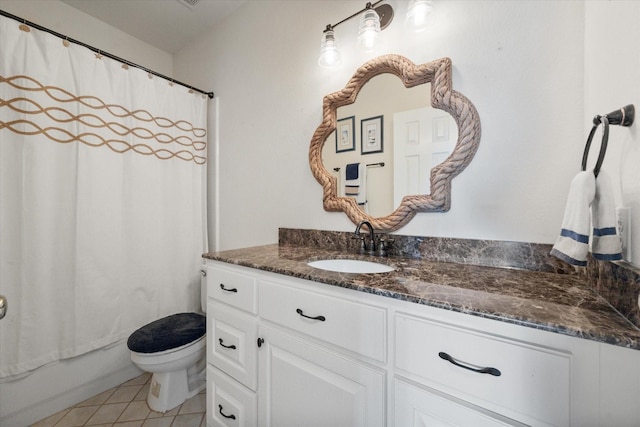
[551,170,622,266]
[591,171,622,261]
[342,163,367,206]
[550,171,596,266]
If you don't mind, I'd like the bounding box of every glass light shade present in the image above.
[318,29,341,68]
[357,8,381,52]
[405,0,432,32]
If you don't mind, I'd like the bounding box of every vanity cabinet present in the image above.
[205,259,639,427]
[205,261,385,427]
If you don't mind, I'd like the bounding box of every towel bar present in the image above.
[332,162,385,172]
[367,162,385,167]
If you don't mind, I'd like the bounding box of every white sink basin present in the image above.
[307,259,395,274]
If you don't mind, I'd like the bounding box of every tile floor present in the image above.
[30,373,206,427]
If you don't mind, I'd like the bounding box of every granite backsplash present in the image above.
[279,228,640,329]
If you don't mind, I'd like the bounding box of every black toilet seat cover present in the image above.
[127,312,206,353]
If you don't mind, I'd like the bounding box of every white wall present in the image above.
[174,0,588,251]
[584,1,640,266]
[0,0,173,75]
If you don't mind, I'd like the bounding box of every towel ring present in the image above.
[581,116,609,178]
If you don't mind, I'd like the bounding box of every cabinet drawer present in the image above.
[207,365,257,427]
[394,378,526,427]
[395,313,571,427]
[259,279,387,362]
[207,301,258,390]
[207,264,257,314]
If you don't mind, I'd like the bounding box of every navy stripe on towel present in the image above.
[593,227,617,236]
[550,248,587,267]
[560,228,589,244]
[592,252,622,261]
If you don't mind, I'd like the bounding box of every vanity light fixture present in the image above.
[318,1,394,69]
[318,26,342,68]
[357,5,382,52]
[405,0,433,32]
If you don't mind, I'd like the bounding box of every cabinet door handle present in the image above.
[218,338,237,350]
[218,404,236,420]
[219,283,238,293]
[438,352,501,377]
[0,295,6,320]
[296,308,326,322]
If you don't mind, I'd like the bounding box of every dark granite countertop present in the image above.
[203,243,640,350]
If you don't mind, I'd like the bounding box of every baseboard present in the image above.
[0,342,143,426]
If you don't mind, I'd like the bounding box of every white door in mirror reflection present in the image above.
[393,108,457,207]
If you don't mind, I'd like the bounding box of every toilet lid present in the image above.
[127,312,206,353]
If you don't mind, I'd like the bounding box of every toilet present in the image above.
[127,281,207,413]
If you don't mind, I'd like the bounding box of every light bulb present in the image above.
[357,8,381,52]
[405,0,432,32]
[318,28,341,68]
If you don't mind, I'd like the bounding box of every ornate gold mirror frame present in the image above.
[309,55,481,231]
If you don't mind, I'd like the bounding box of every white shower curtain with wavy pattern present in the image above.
[0,16,208,378]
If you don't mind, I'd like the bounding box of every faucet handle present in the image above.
[377,237,394,257]
[351,234,367,254]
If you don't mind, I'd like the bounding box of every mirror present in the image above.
[309,55,481,231]
[321,77,459,218]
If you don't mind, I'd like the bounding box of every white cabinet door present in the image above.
[257,325,385,427]
[394,378,527,427]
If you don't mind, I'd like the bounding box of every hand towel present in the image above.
[344,163,360,196]
[591,171,622,261]
[346,163,359,180]
[343,163,367,206]
[550,171,596,266]
[354,163,367,206]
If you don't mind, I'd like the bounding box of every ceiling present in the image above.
[60,0,247,54]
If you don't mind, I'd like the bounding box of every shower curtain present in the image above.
[0,16,208,377]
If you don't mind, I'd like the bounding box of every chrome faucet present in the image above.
[354,220,377,254]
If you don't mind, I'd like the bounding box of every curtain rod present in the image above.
[0,9,215,99]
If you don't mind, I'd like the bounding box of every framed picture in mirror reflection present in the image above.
[361,115,383,154]
[335,116,355,153]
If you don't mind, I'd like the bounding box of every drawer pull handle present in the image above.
[219,283,238,293]
[218,404,236,420]
[296,308,326,322]
[218,338,237,350]
[438,352,501,377]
